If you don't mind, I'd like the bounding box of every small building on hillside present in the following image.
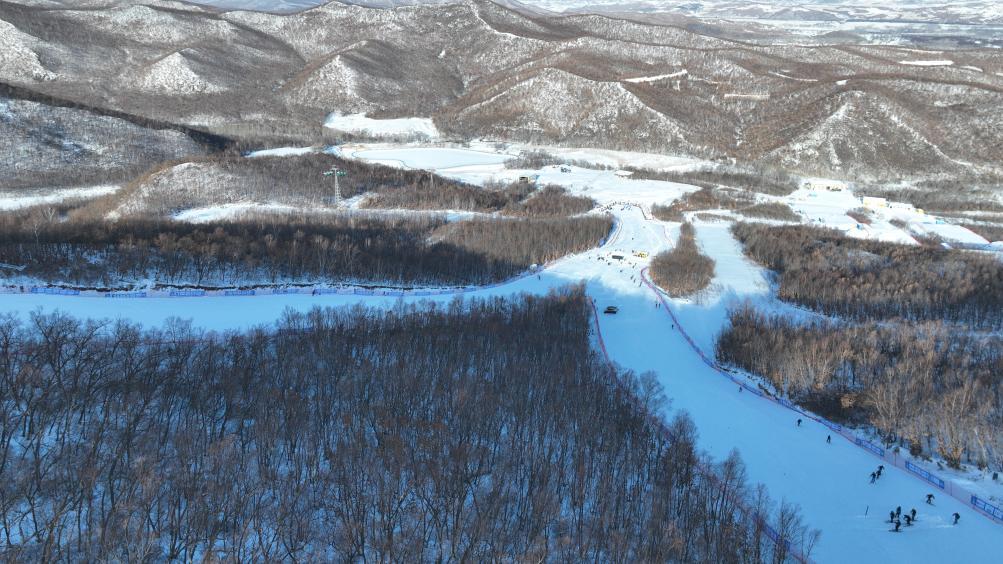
[614,170,633,178]
[862,196,888,209]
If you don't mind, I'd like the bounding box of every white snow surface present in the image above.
[171,202,300,222]
[899,59,955,66]
[246,146,318,158]
[345,146,510,170]
[4,145,1003,561]
[0,185,120,211]
[623,70,688,83]
[787,186,988,247]
[342,141,703,173]
[537,146,701,171]
[324,113,439,139]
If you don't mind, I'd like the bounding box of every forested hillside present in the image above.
[0,290,816,561]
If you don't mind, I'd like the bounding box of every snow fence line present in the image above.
[4,214,622,302]
[13,267,546,301]
[588,297,812,564]
[638,266,1003,528]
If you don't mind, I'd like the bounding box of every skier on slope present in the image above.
[953,512,960,525]
[896,506,902,518]
[910,508,916,521]
[926,494,935,505]
[904,515,913,526]
[870,472,877,484]
[827,435,831,444]
[796,418,802,427]
[889,510,896,523]
[892,520,901,533]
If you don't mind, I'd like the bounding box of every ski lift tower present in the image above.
[323,165,347,207]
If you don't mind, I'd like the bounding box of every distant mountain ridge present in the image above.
[183,0,1003,26]
[2,0,1001,181]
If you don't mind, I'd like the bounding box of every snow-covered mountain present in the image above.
[181,0,329,12]
[184,0,1003,26]
[3,0,1001,180]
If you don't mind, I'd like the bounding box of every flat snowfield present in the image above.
[0,185,120,211]
[325,113,440,139]
[347,147,510,170]
[2,144,1001,561]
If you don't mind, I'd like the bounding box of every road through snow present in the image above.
[0,207,1000,561]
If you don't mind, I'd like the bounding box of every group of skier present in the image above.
[888,506,917,532]
[869,464,885,484]
[887,495,961,532]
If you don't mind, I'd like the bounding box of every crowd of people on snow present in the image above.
[790,418,967,533]
[886,497,961,533]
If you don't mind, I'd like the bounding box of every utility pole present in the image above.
[323,165,347,207]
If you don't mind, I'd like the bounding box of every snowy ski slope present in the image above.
[2,146,1001,561]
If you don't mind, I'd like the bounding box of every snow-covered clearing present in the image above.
[3,145,1002,561]
[171,202,301,222]
[345,146,509,170]
[518,144,702,171]
[324,112,439,139]
[170,202,484,223]
[786,186,989,247]
[245,146,318,158]
[899,59,954,66]
[0,185,120,211]
[769,71,819,82]
[724,92,770,100]
[339,145,700,207]
[623,69,687,83]
[340,141,703,172]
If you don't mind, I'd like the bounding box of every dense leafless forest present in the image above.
[845,207,873,225]
[362,178,534,212]
[859,178,1003,214]
[631,165,799,196]
[737,202,801,222]
[91,153,597,219]
[433,215,612,268]
[652,186,755,222]
[0,290,816,561]
[0,207,612,288]
[731,222,1003,328]
[99,153,495,218]
[0,89,217,191]
[501,185,596,217]
[718,305,1003,470]
[362,179,594,216]
[649,222,715,297]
